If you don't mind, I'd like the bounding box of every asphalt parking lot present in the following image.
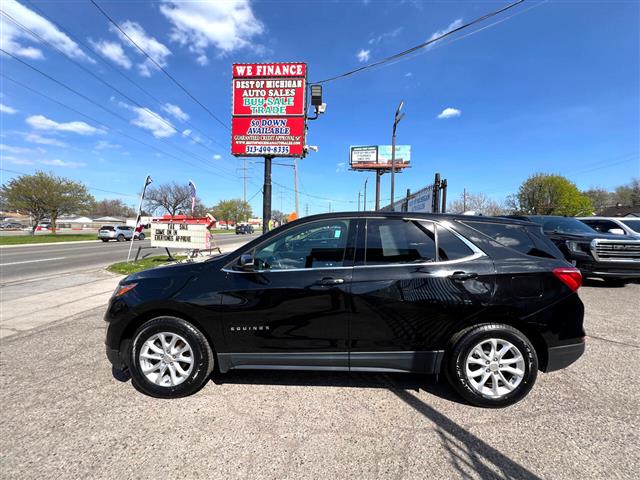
[1,281,638,479]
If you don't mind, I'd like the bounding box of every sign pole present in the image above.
[128,175,152,262]
[263,156,272,234]
[375,170,382,211]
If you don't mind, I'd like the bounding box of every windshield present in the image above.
[620,219,640,233]
[535,217,598,235]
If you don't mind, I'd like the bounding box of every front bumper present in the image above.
[106,345,126,369]
[576,260,640,279]
[545,341,585,372]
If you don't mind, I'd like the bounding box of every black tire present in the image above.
[116,234,125,242]
[445,324,538,408]
[101,239,109,242]
[137,233,145,241]
[129,316,214,398]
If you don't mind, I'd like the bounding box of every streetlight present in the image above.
[390,100,405,208]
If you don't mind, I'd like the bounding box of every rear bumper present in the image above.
[545,341,585,372]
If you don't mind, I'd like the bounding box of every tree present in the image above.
[91,198,136,217]
[583,188,613,213]
[271,209,286,224]
[511,173,593,216]
[612,178,640,206]
[144,182,193,217]
[211,199,252,225]
[1,171,94,233]
[447,192,507,216]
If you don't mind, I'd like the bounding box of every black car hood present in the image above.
[124,252,231,283]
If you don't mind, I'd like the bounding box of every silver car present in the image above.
[98,225,144,242]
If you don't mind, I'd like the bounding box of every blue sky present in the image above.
[1,0,638,216]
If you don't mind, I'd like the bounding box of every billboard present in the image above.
[350,145,411,169]
[232,62,307,157]
[407,187,433,213]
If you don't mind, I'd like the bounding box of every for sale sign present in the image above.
[231,62,307,157]
[151,222,211,250]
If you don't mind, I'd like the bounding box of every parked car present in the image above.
[98,225,145,242]
[105,213,586,407]
[0,221,25,230]
[578,217,640,239]
[507,215,640,283]
[235,224,254,234]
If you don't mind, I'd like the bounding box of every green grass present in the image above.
[0,234,98,245]
[107,255,187,276]
[210,229,236,234]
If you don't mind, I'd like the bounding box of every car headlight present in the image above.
[566,241,581,253]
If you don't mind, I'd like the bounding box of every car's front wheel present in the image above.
[129,316,214,398]
[116,234,125,242]
[445,324,538,408]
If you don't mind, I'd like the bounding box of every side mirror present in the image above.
[608,228,625,235]
[236,253,255,271]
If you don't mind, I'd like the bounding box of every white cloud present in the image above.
[159,0,264,64]
[1,155,35,165]
[0,143,35,154]
[23,132,68,147]
[95,140,120,150]
[110,21,171,76]
[182,129,192,137]
[162,103,189,121]
[368,27,402,45]
[40,158,85,168]
[212,154,222,160]
[119,102,175,138]
[336,162,347,173]
[26,115,104,135]
[427,18,463,48]
[357,49,370,63]
[89,39,132,69]
[0,103,18,114]
[0,0,94,62]
[405,72,412,77]
[437,107,461,119]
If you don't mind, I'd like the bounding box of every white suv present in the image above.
[578,217,640,239]
[98,225,144,242]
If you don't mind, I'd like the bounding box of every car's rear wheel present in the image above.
[116,234,125,242]
[101,239,109,242]
[129,316,214,398]
[445,324,538,408]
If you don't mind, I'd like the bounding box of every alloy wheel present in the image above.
[465,338,526,398]
[139,332,194,387]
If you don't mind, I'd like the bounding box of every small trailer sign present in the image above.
[151,222,211,250]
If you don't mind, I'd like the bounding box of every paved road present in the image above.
[1,282,638,479]
[0,234,259,284]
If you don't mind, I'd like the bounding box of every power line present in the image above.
[0,9,223,157]
[0,52,240,183]
[20,0,224,150]
[313,0,525,84]
[89,0,230,132]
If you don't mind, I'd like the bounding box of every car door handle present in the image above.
[316,277,345,286]
[450,271,478,281]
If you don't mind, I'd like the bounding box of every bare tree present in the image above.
[144,182,193,217]
[448,191,507,216]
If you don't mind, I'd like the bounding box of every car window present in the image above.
[365,219,436,265]
[620,219,640,233]
[435,225,474,260]
[254,219,349,270]
[100,226,115,231]
[462,221,561,259]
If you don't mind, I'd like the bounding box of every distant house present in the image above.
[597,205,640,217]
[94,216,124,223]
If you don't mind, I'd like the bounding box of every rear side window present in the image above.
[365,219,436,265]
[100,226,114,231]
[462,221,562,259]
[436,225,474,260]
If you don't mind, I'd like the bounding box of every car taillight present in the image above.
[553,267,582,292]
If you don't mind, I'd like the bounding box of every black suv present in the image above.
[508,215,640,283]
[235,224,254,234]
[105,213,585,407]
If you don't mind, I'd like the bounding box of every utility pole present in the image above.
[305,203,309,216]
[262,156,272,234]
[363,178,368,212]
[293,158,299,217]
[463,188,467,212]
[390,100,405,207]
[237,159,251,203]
[358,191,361,211]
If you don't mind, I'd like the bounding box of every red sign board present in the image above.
[231,62,307,158]
[231,117,306,157]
